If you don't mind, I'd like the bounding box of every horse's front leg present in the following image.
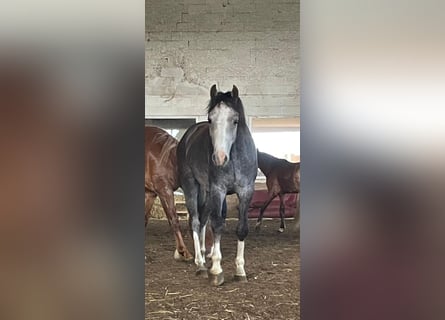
[190,214,208,276]
[235,188,253,282]
[182,180,208,275]
[208,189,225,286]
[199,219,214,259]
[203,224,214,258]
[159,190,193,262]
[255,193,277,230]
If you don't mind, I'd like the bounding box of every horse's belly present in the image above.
[279,178,298,193]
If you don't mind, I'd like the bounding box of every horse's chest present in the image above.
[211,167,236,185]
[209,157,256,191]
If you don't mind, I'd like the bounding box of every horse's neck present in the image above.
[258,156,274,176]
[235,124,254,147]
[234,122,249,140]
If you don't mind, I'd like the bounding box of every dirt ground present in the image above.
[145,218,300,320]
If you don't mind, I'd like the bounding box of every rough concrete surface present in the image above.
[145,0,300,119]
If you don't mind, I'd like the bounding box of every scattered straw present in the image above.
[148,310,174,315]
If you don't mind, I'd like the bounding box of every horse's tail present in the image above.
[294,162,301,192]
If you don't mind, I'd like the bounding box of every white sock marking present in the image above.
[200,224,206,257]
[206,245,214,258]
[235,240,246,276]
[193,231,205,268]
[174,249,181,260]
[209,239,222,275]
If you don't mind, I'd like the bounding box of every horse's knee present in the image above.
[236,223,249,241]
[190,217,200,232]
[170,218,181,232]
[210,218,224,235]
[167,209,180,223]
[221,199,228,220]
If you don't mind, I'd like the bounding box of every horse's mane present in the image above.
[207,91,247,125]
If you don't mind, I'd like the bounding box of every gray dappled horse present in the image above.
[177,85,257,286]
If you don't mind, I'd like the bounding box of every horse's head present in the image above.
[207,84,243,167]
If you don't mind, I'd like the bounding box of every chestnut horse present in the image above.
[145,126,193,261]
[254,151,300,233]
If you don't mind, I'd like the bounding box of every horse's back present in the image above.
[145,126,178,155]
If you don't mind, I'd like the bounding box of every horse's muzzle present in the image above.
[212,150,228,166]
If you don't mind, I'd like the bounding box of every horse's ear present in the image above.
[231,85,239,99]
[210,84,217,98]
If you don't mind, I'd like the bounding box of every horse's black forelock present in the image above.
[207,90,246,124]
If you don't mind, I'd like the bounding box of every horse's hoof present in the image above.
[277,227,284,233]
[183,251,194,262]
[234,275,248,283]
[255,223,261,231]
[173,250,182,261]
[196,268,208,278]
[208,272,224,286]
[174,250,194,262]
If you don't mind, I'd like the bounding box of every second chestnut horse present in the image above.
[145,126,193,261]
[255,150,300,232]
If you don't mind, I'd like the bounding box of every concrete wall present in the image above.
[145,0,300,121]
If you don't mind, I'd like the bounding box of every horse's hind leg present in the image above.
[158,190,193,262]
[221,197,227,221]
[145,191,156,228]
[145,191,156,261]
[294,193,300,231]
[278,193,285,233]
[182,180,207,275]
[199,220,214,259]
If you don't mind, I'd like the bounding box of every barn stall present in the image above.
[145,0,300,319]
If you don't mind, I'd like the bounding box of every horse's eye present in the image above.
[234,120,239,125]
[208,118,212,124]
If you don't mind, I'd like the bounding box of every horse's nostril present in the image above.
[217,151,226,165]
[212,151,227,166]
